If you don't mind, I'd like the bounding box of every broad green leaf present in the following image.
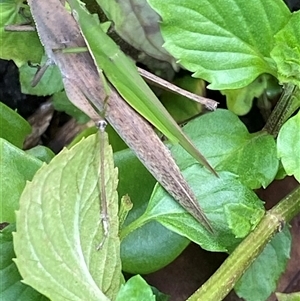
[148,0,290,90]
[95,0,176,68]
[0,139,43,223]
[271,11,300,86]
[0,0,43,66]
[171,109,279,189]
[276,292,300,301]
[277,111,300,183]
[122,168,265,252]
[19,55,64,96]
[14,133,121,301]
[114,148,189,274]
[116,275,155,301]
[235,227,291,301]
[0,224,49,301]
[0,102,31,148]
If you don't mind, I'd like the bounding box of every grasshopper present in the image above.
[26,0,214,233]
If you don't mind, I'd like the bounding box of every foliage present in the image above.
[1,0,300,300]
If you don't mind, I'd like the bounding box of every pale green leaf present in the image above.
[116,275,155,301]
[235,227,292,301]
[0,139,43,223]
[14,133,121,301]
[276,292,300,301]
[148,0,290,89]
[277,111,300,183]
[271,11,300,86]
[0,102,31,148]
[0,224,49,301]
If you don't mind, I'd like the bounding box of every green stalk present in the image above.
[187,186,300,301]
[263,83,299,136]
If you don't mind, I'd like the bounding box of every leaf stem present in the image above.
[187,186,300,301]
[263,83,299,137]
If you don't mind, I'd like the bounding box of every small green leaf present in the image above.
[271,11,300,86]
[148,0,290,89]
[19,55,64,96]
[277,111,300,183]
[223,75,269,116]
[276,292,300,301]
[0,0,43,66]
[0,102,31,148]
[235,227,292,301]
[171,109,279,189]
[14,133,121,301]
[0,224,49,301]
[116,275,155,301]
[25,146,55,163]
[52,91,89,123]
[0,139,43,223]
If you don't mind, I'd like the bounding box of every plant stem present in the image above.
[187,186,300,301]
[263,83,299,137]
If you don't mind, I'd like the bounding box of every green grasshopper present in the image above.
[26,0,214,233]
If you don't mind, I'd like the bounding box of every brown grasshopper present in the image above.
[25,0,214,234]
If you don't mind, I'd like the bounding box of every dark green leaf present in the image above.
[148,0,290,89]
[25,146,55,163]
[115,148,189,274]
[0,102,31,148]
[0,224,49,301]
[14,133,121,300]
[235,227,292,301]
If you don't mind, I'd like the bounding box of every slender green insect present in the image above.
[96,119,109,250]
[67,0,216,176]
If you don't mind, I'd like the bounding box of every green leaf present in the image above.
[52,91,90,123]
[271,11,300,86]
[122,168,265,253]
[0,0,43,66]
[223,75,270,116]
[114,148,189,274]
[0,139,43,223]
[235,227,292,301]
[95,0,176,68]
[116,275,155,301]
[0,102,31,148]
[148,0,290,89]
[25,146,55,163]
[19,55,64,96]
[14,133,122,301]
[277,111,300,183]
[171,109,279,189]
[0,224,49,301]
[276,292,300,301]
